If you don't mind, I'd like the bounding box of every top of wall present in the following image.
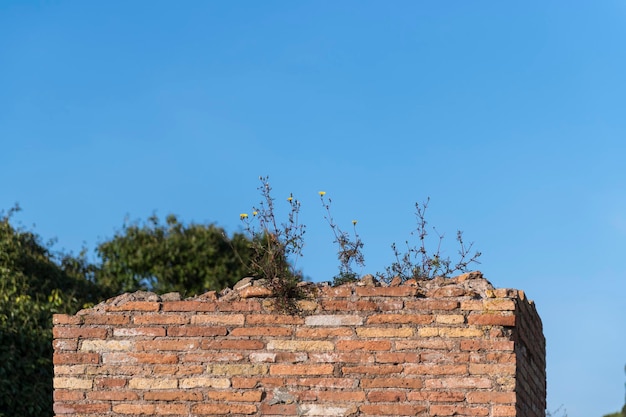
[75,271,537,317]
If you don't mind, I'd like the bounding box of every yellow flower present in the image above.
[287,196,293,202]
[318,191,326,196]
[240,213,248,219]
[352,220,358,225]
[252,211,258,216]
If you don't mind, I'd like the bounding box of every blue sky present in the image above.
[1,2,625,415]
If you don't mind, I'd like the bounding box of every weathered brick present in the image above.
[359,404,427,415]
[113,327,166,337]
[179,377,231,388]
[80,340,134,352]
[430,405,489,416]
[360,377,422,389]
[83,314,130,325]
[133,313,188,325]
[435,314,466,324]
[460,340,515,351]
[161,301,216,311]
[404,363,467,375]
[231,376,284,388]
[230,326,293,337]
[191,404,257,415]
[202,340,264,350]
[207,391,263,402]
[87,390,139,401]
[336,340,391,351]
[418,327,484,338]
[53,390,84,401]
[404,299,460,310]
[216,300,262,311]
[296,327,353,338]
[53,314,82,325]
[270,364,334,375]
[156,403,190,415]
[54,403,110,414]
[356,327,414,338]
[355,286,418,297]
[182,351,245,363]
[136,339,199,351]
[289,377,356,389]
[408,391,465,401]
[128,377,177,389]
[493,405,517,416]
[267,340,333,351]
[144,390,203,401]
[466,391,516,403]
[54,377,93,389]
[112,404,156,414]
[342,364,402,375]
[367,390,406,402]
[367,313,433,324]
[461,299,516,311]
[468,313,516,326]
[191,313,245,325]
[305,314,363,326]
[167,326,228,337]
[53,327,107,339]
[425,377,492,389]
[299,404,359,416]
[469,363,516,375]
[208,363,268,375]
[106,301,160,312]
[54,353,99,365]
[245,314,304,325]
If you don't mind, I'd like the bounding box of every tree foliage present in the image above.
[96,214,252,297]
[0,206,102,417]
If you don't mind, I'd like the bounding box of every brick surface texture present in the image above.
[53,272,546,417]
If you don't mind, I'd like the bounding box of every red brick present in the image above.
[207,391,264,402]
[53,390,84,401]
[231,376,284,388]
[425,377,492,389]
[368,390,406,402]
[296,327,353,338]
[375,352,419,363]
[404,364,467,375]
[360,404,427,415]
[319,286,353,297]
[94,377,127,389]
[52,327,107,339]
[54,353,99,365]
[144,391,203,401]
[493,405,517,416]
[460,340,515,351]
[133,314,188,325]
[408,391,465,402]
[191,404,256,415]
[356,286,418,297]
[106,301,160,312]
[216,300,262,311]
[202,340,264,350]
[405,299,460,310]
[288,377,356,389]
[113,404,156,414]
[309,352,374,364]
[156,404,190,415]
[260,403,298,415]
[467,392,516,403]
[342,364,402,375]
[230,326,293,337]
[367,313,433,324]
[167,326,228,337]
[468,313,516,326]
[53,314,82,325]
[182,352,244,363]
[83,314,130,325]
[360,377,422,389]
[431,405,489,416]
[246,314,304,324]
[315,390,366,401]
[162,301,216,311]
[87,391,139,401]
[54,403,111,414]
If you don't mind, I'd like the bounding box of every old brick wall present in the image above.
[52,272,546,417]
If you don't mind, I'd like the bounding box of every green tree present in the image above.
[96,214,252,297]
[0,206,102,417]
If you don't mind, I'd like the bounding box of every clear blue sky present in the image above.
[1,2,625,416]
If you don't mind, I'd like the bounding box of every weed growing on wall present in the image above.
[238,177,481,313]
[377,198,482,283]
[239,177,307,314]
[319,192,365,285]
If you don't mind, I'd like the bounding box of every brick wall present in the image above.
[52,272,546,417]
